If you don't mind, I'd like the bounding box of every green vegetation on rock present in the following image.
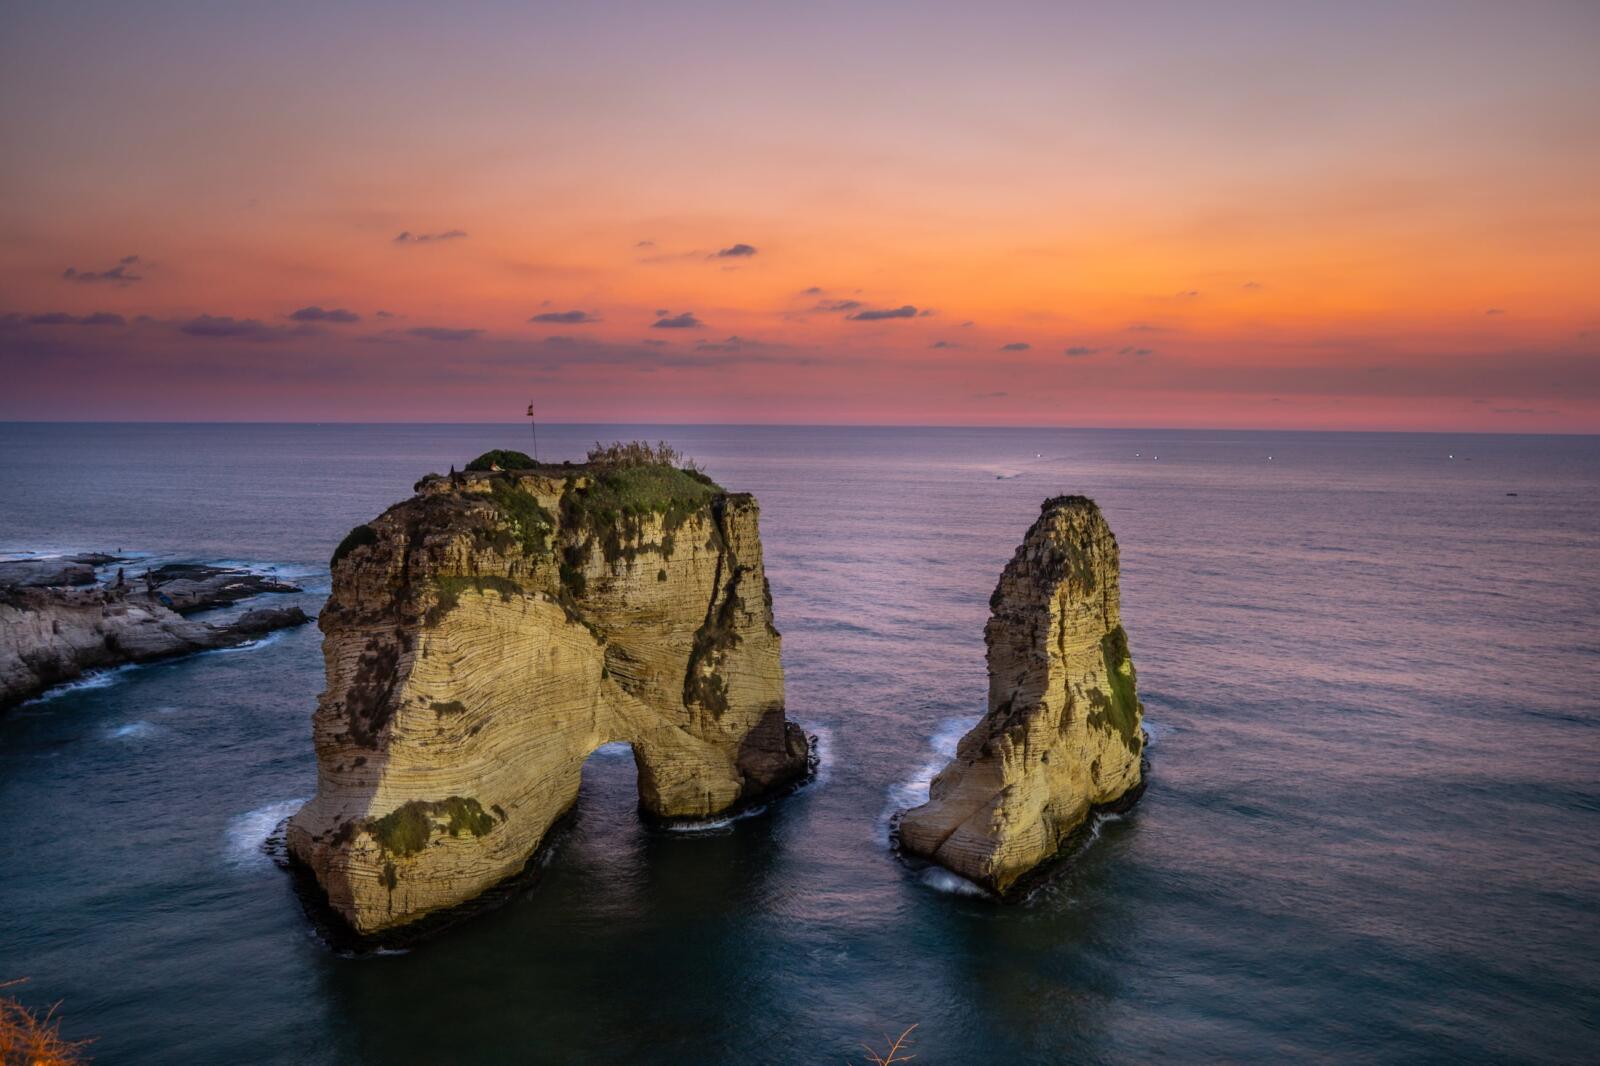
[369,796,499,858]
[487,479,554,556]
[558,561,587,599]
[331,523,379,567]
[427,575,523,624]
[683,567,745,716]
[465,449,537,472]
[1086,625,1141,753]
[562,464,721,564]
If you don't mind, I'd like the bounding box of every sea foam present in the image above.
[225,797,308,871]
[22,665,136,705]
[107,720,161,740]
[877,715,980,845]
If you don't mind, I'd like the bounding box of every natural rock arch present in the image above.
[287,464,810,935]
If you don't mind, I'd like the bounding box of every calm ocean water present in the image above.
[1,423,1597,1064]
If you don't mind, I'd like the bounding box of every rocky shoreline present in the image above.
[0,555,311,710]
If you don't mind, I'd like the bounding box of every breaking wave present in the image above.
[224,797,308,871]
[107,720,161,740]
[878,715,980,846]
[22,665,136,705]
[661,803,769,834]
[920,867,991,898]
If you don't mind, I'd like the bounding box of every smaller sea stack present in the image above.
[897,496,1146,894]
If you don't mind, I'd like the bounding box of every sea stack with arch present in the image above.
[286,447,810,936]
[896,495,1146,895]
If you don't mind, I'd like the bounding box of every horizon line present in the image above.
[0,419,1594,438]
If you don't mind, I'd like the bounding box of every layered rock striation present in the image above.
[287,461,810,935]
[897,496,1145,895]
[0,560,308,709]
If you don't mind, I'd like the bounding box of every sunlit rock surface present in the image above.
[287,463,809,935]
[897,496,1145,894]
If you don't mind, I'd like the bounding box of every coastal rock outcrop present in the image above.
[897,496,1145,895]
[0,561,308,709]
[0,555,114,589]
[286,457,810,936]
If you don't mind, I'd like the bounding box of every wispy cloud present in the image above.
[713,243,757,258]
[694,335,766,353]
[16,311,126,326]
[847,305,917,321]
[815,299,862,313]
[1064,346,1100,356]
[406,325,482,341]
[1000,342,1031,351]
[929,340,960,349]
[289,305,360,323]
[529,310,599,324]
[652,312,703,329]
[180,315,314,341]
[1485,308,1506,316]
[1117,345,1155,356]
[394,229,467,244]
[63,255,141,284]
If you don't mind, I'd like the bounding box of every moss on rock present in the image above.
[369,796,499,858]
[1087,625,1141,753]
[487,480,554,557]
[427,575,523,625]
[561,464,721,565]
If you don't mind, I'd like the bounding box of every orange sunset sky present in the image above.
[2,1,1597,430]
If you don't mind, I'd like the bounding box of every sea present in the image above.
[1,423,1596,1064]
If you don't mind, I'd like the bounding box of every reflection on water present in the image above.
[1,423,1597,1064]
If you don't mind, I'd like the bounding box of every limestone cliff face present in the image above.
[897,496,1144,895]
[286,464,809,935]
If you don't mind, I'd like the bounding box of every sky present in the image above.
[1,1,1597,430]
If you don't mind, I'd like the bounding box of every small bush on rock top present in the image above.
[465,449,538,472]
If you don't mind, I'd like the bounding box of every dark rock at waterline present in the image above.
[229,606,311,635]
[132,563,301,612]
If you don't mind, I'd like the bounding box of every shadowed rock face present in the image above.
[897,496,1145,895]
[286,465,809,935]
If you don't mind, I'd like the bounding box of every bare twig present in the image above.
[853,1023,917,1065]
[1,977,93,1065]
